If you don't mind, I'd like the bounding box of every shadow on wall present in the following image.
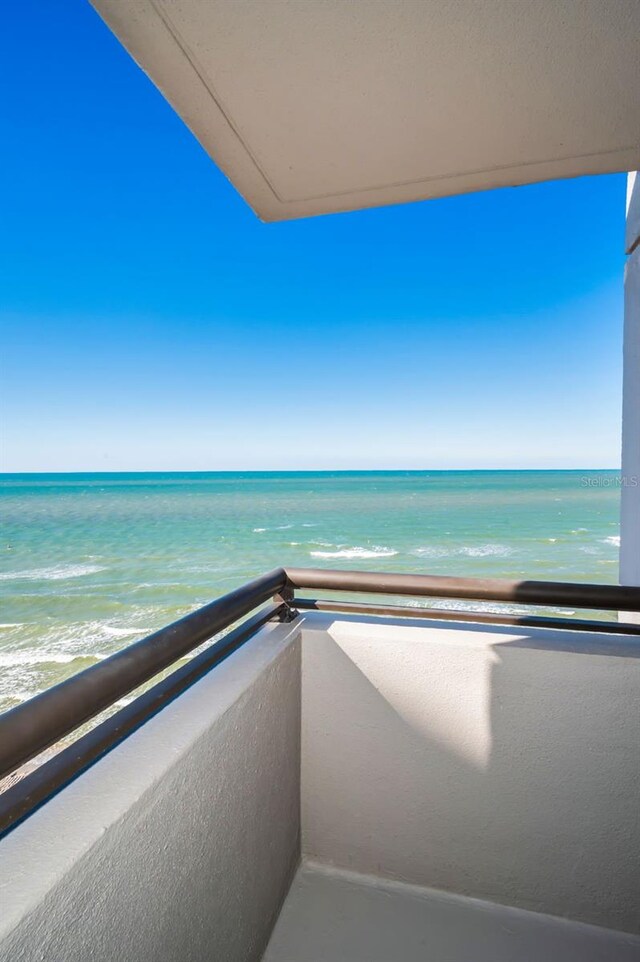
[301,614,640,934]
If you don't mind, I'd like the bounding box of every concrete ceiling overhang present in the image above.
[91,0,640,221]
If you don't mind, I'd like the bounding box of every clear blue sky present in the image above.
[0,1,628,471]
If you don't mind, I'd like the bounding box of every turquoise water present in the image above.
[0,471,621,712]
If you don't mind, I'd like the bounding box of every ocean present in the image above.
[0,470,621,714]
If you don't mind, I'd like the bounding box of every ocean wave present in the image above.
[106,626,149,638]
[0,613,158,687]
[0,650,104,668]
[412,547,450,559]
[0,688,40,706]
[413,544,512,559]
[405,598,576,617]
[0,563,106,582]
[253,524,293,533]
[601,535,620,546]
[0,616,157,666]
[458,544,512,558]
[310,545,398,560]
[36,618,154,648]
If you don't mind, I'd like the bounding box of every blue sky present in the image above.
[0,1,628,471]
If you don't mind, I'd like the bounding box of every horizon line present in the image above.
[0,466,622,476]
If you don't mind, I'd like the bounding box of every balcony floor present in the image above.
[263,861,640,962]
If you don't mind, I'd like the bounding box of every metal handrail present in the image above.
[1,564,638,837]
[284,567,640,611]
[0,567,287,783]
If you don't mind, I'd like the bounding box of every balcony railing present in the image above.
[1,567,639,837]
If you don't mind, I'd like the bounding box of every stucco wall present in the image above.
[0,620,301,962]
[301,613,640,934]
[2,610,638,956]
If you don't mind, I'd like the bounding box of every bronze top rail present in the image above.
[284,567,640,612]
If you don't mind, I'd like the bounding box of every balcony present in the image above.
[0,569,638,961]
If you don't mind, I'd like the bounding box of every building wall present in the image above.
[621,171,640,590]
[301,613,640,933]
[0,621,301,962]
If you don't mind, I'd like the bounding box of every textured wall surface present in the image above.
[0,621,301,962]
[301,614,640,934]
[264,860,640,962]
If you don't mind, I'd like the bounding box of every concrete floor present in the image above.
[263,861,640,962]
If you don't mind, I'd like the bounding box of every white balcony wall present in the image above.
[301,613,640,934]
[0,610,638,962]
[264,859,640,962]
[0,620,301,962]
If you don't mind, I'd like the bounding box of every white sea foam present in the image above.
[253,524,293,532]
[405,598,576,617]
[413,543,512,559]
[458,544,512,558]
[435,599,524,615]
[0,563,106,582]
[0,616,155,665]
[601,535,620,546]
[310,545,398,560]
[0,613,157,705]
[106,626,149,638]
[0,650,101,668]
[0,688,40,705]
[412,546,450,559]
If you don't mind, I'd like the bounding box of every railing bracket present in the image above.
[274,586,299,622]
[278,604,300,623]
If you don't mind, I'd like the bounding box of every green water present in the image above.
[0,471,621,712]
